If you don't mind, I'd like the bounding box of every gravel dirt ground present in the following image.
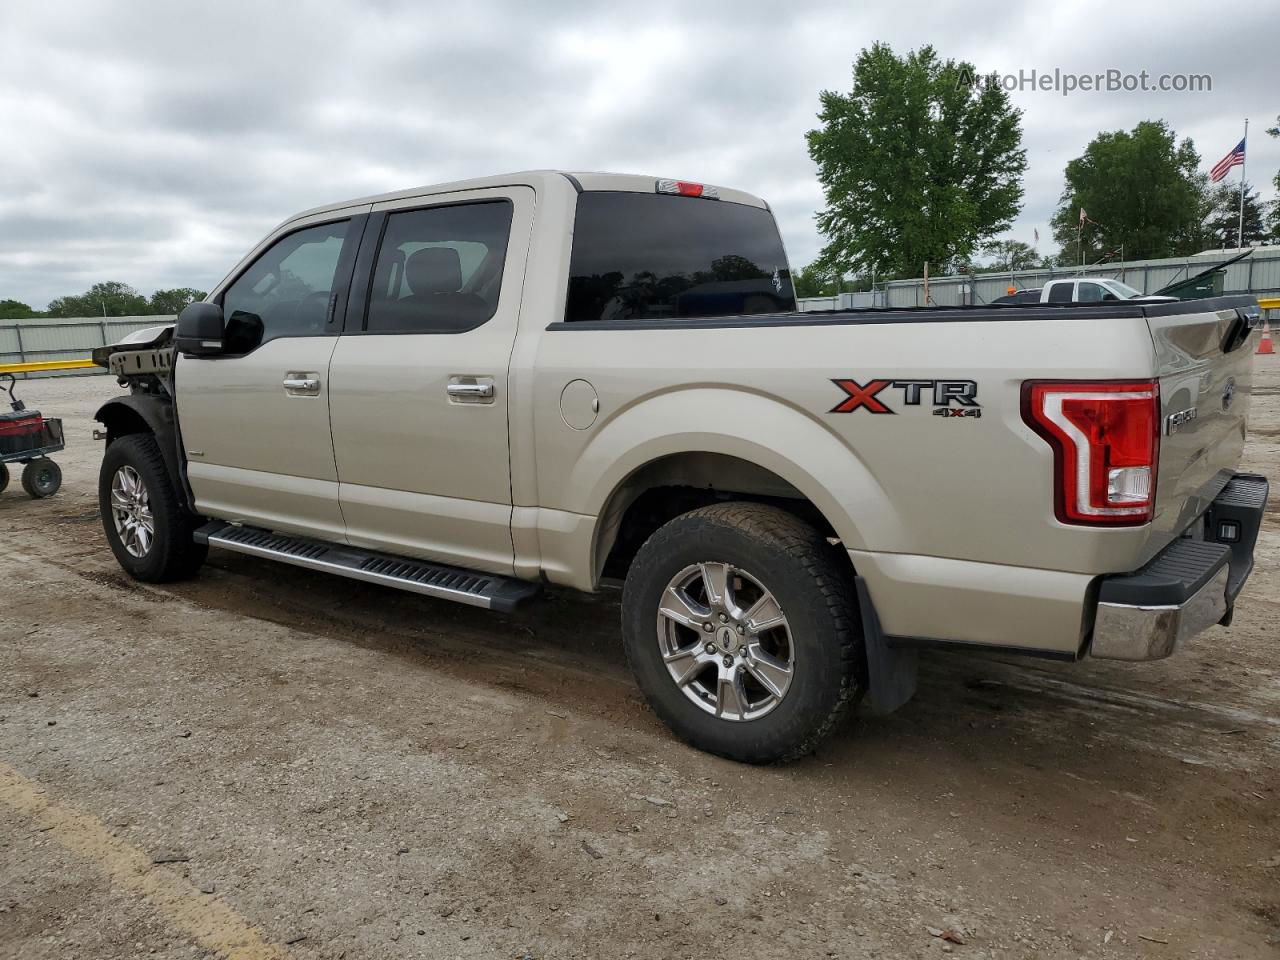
[1,357,1277,960]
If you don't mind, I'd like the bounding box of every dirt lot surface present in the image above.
[1,358,1278,960]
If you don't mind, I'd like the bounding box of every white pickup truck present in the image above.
[92,171,1268,763]
[998,277,1177,305]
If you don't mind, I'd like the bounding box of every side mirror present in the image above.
[174,302,225,356]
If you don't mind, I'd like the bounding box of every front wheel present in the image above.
[621,502,865,764]
[99,434,207,582]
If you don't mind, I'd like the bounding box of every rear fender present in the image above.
[575,387,901,580]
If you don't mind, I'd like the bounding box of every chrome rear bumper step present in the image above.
[194,522,540,612]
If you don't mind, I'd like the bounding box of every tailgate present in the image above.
[1145,298,1259,557]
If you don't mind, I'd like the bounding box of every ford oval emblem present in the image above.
[1222,377,1235,411]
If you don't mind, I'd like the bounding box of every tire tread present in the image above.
[99,434,206,582]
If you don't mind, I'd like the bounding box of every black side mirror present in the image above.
[174,302,225,356]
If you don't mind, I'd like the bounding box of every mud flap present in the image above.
[855,575,918,715]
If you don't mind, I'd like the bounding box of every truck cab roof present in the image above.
[288,170,769,226]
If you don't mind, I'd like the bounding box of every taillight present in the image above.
[655,179,720,199]
[1022,380,1160,526]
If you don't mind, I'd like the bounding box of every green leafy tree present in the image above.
[1267,117,1280,240]
[791,263,874,297]
[1050,121,1209,264]
[978,239,1040,272]
[45,281,152,318]
[149,287,207,315]
[792,263,838,297]
[0,298,39,319]
[791,264,826,298]
[807,43,1026,280]
[1203,181,1268,248]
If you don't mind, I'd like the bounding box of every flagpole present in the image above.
[1078,212,1084,272]
[1237,118,1248,248]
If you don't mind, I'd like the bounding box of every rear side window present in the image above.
[1046,281,1074,303]
[564,192,795,323]
[365,200,513,334]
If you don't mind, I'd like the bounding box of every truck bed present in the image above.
[547,294,1259,329]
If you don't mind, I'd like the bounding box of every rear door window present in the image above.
[365,200,513,334]
[1046,281,1074,303]
[565,192,795,323]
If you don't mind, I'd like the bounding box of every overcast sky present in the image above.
[2,0,1276,309]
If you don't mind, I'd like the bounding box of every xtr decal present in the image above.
[829,379,981,417]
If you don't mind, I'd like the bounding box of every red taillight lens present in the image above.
[1022,380,1160,526]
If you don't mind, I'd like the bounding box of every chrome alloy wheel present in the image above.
[110,465,154,558]
[656,562,795,721]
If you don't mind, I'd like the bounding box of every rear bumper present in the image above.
[1091,473,1268,661]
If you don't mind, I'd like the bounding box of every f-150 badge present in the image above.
[829,379,981,417]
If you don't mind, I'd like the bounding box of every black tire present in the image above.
[22,458,62,498]
[99,434,207,582]
[621,502,864,764]
[0,462,8,494]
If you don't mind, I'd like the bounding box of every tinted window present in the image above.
[565,192,794,323]
[1046,281,1074,303]
[366,201,513,334]
[221,220,350,350]
[996,289,1039,304]
[1078,282,1105,303]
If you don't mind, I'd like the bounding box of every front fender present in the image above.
[572,386,903,562]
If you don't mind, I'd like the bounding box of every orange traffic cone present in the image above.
[1258,323,1275,355]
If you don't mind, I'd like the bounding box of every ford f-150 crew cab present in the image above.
[92,170,1269,763]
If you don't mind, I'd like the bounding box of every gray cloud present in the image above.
[1,0,1276,308]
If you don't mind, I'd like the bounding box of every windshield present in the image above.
[1104,279,1145,299]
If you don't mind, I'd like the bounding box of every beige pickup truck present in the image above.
[92,171,1269,763]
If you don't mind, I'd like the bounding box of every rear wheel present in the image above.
[99,434,206,582]
[621,502,864,763]
[0,462,8,493]
[21,458,61,498]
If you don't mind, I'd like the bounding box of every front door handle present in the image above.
[446,378,495,402]
[283,373,321,396]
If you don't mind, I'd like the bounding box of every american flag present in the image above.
[1210,138,1246,182]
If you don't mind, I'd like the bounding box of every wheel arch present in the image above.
[95,394,192,512]
[575,388,897,585]
[593,451,843,582]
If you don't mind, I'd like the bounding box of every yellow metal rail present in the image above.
[1257,298,1280,311]
[0,358,98,375]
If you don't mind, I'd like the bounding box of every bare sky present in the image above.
[2,0,1276,308]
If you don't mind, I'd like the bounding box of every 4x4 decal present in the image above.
[829,379,981,417]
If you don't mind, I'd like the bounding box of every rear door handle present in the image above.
[446,378,495,402]
[283,373,321,396]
